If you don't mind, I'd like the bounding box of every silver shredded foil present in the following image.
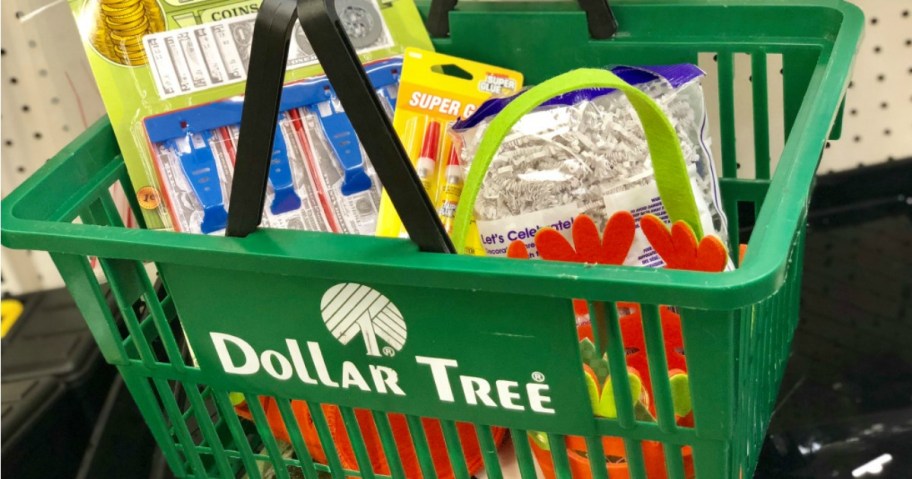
[457,79,727,238]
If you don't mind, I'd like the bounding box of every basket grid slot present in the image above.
[211,389,263,476]
[404,414,437,478]
[369,410,408,478]
[437,419,470,478]
[506,429,535,479]
[701,46,823,183]
[243,392,295,479]
[731,226,806,476]
[583,435,609,479]
[306,400,347,476]
[153,377,210,475]
[186,383,237,477]
[475,424,504,478]
[641,304,678,434]
[273,397,321,479]
[340,406,380,478]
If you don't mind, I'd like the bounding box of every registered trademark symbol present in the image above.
[382,346,396,357]
[531,372,545,382]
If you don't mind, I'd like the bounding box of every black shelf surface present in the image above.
[757,158,912,478]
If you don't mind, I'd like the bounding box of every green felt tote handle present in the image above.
[451,68,703,254]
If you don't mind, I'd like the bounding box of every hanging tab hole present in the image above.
[431,63,473,81]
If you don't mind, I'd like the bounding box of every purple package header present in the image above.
[453,64,704,131]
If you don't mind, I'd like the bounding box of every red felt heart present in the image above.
[536,212,636,265]
[640,214,728,272]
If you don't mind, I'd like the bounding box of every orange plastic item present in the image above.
[328,409,507,479]
[236,399,504,478]
[530,436,694,479]
[639,214,728,272]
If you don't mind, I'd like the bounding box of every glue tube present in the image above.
[437,142,463,234]
[415,120,441,196]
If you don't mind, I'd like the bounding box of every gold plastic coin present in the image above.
[137,186,161,210]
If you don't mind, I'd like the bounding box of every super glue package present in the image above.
[452,64,728,265]
[375,48,524,254]
[68,0,433,230]
[143,59,401,234]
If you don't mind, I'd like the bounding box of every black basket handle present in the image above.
[426,0,618,39]
[227,0,455,254]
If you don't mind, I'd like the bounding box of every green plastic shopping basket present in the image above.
[1,0,862,477]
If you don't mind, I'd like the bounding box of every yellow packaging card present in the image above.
[377,48,523,255]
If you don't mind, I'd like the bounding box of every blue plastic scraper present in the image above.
[311,98,373,196]
[171,131,229,234]
[268,121,303,214]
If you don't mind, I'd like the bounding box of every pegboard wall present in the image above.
[821,0,912,172]
[1,0,911,295]
[696,0,912,179]
[1,0,107,295]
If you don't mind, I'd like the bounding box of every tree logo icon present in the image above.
[320,283,406,357]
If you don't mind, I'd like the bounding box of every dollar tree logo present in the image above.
[321,283,406,357]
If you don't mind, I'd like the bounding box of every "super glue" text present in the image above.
[408,91,477,117]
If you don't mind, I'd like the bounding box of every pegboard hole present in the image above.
[33,132,43,140]
[17,166,26,173]
[825,142,831,149]
[27,40,37,48]
[884,129,892,136]
[21,105,30,112]
[62,125,70,132]
[870,17,878,25]
[902,9,909,18]
[853,135,861,143]
[849,108,858,116]
[4,140,13,147]
[9,77,18,85]
[877,74,886,82]
[880,102,888,109]
[38,69,47,77]
[50,97,59,105]
[905,39,911,47]
[874,45,881,53]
